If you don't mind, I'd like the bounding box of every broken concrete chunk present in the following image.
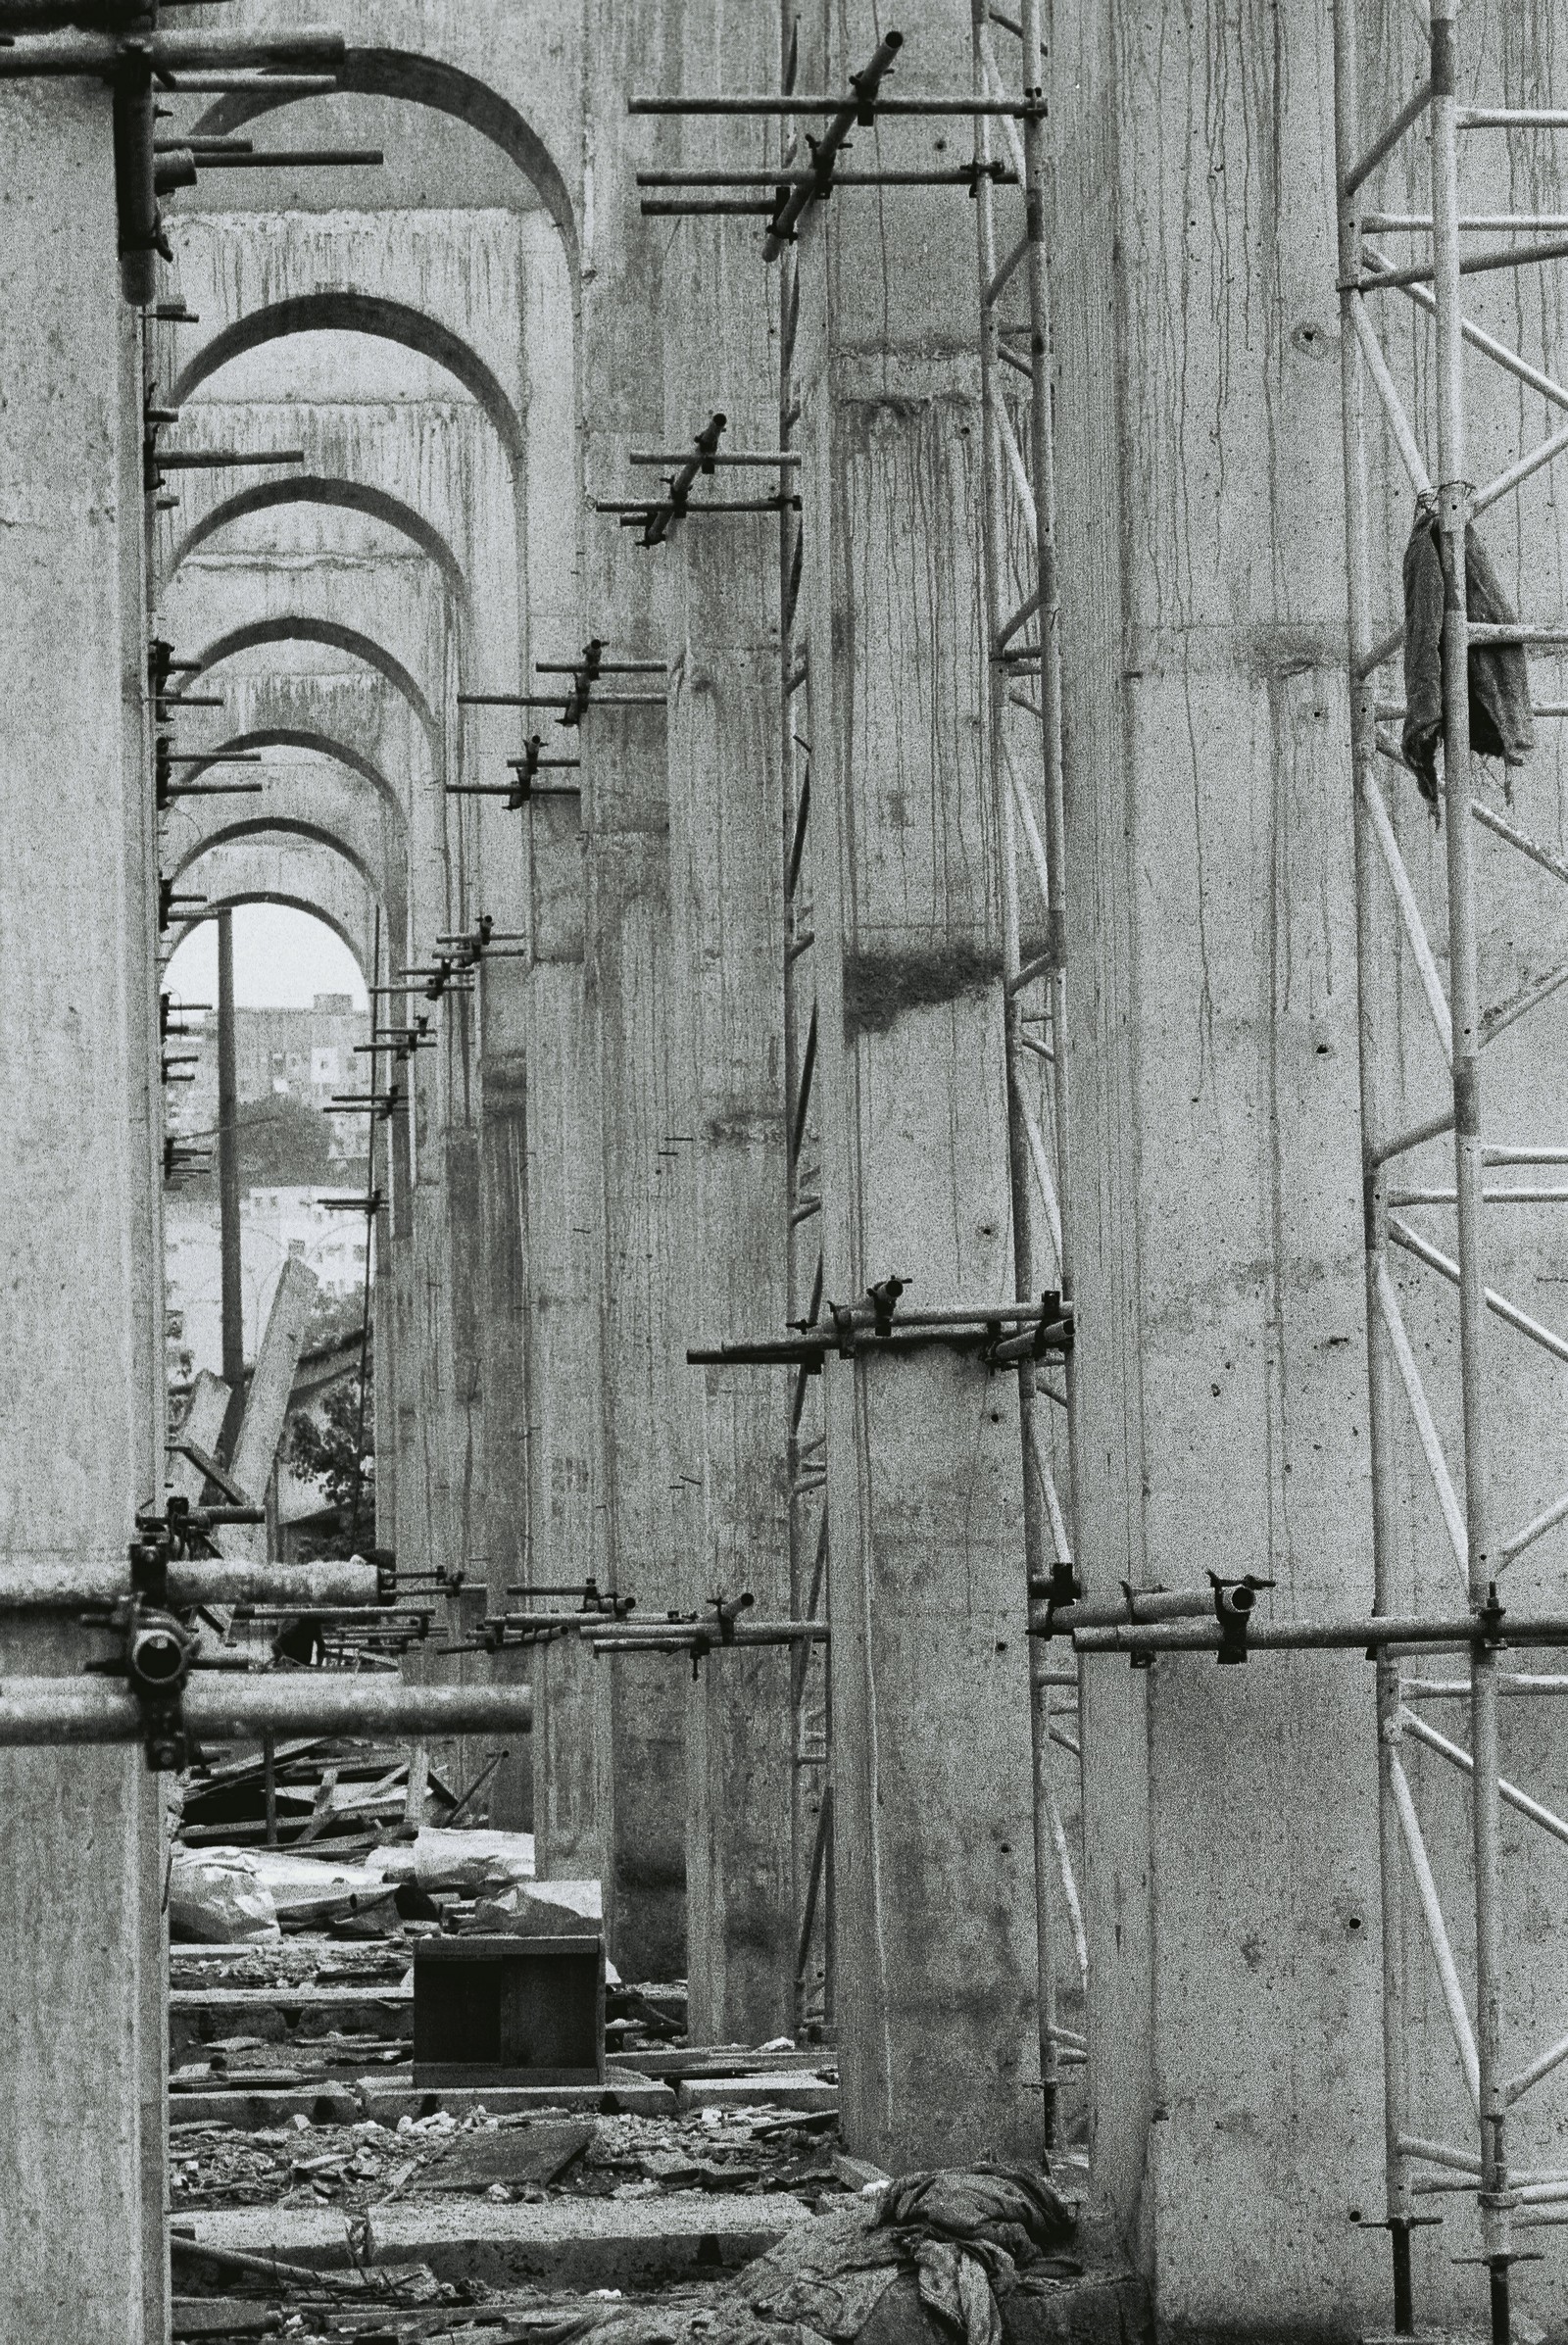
[426,2117,596,2192]
[471,1876,602,1935]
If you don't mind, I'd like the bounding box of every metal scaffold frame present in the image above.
[970,0,1087,2151]
[630,0,1083,2132]
[1335,2,1568,2335]
[775,10,834,2046]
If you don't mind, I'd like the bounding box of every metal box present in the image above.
[412,1933,606,2087]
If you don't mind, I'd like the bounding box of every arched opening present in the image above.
[169,477,470,613]
[189,47,579,285]
[162,900,374,1406]
[171,293,525,473]
[180,619,439,743]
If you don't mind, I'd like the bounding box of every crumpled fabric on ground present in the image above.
[910,2238,1004,2345]
[1402,504,1535,810]
[873,2165,1077,2345]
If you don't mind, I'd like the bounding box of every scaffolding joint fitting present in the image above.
[1209,1571,1273,1665]
[1478,1582,1507,1648]
[1032,1559,1083,1638]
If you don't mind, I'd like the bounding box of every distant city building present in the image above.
[166,1187,370,1374]
[166,991,371,1167]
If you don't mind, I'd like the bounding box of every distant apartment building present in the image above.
[165,991,371,1168]
[166,1187,371,1376]
[163,992,374,1381]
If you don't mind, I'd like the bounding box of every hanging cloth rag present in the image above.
[1401,505,1535,810]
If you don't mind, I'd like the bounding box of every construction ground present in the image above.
[8,2,1568,2341]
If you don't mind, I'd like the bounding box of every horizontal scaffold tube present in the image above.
[1074,1612,1568,1657]
[1033,1587,1251,1630]
[0,1555,386,1611]
[0,25,343,74]
[0,1676,530,1747]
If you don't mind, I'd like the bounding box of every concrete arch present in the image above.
[172,814,379,895]
[183,620,437,740]
[172,834,382,975]
[170,725,406,826]
[174,890,364,967]
[191,47,577,284]
[169,476,470,612]
[171,292,524,472]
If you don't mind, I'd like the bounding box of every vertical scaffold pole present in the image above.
[971,0,1078,2152]
[777,2,831,2040]
[1428,7,1510,2332]
[1332,1,1416,2323]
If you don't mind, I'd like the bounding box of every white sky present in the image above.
[164,905,368,1011]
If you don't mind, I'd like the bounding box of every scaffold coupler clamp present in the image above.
[1478,1582,1507,1649]
[1120,1578,1156,1672]
[1209,1571,1274,1665]
[866,1275,906,1337]
[1033,1559,1083,1639]
[123,1526,195,1771]
[710,1590,755,1647]
[580,1579,635,1621]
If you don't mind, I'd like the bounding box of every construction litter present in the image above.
[172,1830,540,1944]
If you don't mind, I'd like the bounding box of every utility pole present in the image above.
[217,906,245,1458]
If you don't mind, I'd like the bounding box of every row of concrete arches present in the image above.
[160,38,577,953]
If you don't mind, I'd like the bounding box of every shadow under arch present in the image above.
[169,476,470,614]
[182,621,438,742]
[191,47,578,286]
[171,292,524,473]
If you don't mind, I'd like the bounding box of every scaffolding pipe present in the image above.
[0,1675,531,1747]
[0,1556,386,1610]
[1073,1611,1568,1655]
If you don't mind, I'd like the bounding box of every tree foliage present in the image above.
[287,1345,373,1562]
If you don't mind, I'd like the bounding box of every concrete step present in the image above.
[171,1983,411,2064]
[176,2190,810,2291]
[362,2076,679,2122]
[170,2072,679,2129]
[673,2075,838,2115]
[613,2045,835,2078]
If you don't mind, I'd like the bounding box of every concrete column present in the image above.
[792,6,1043,2168]
[581,1,689,1980]
[0,85,163,2342]
[664,3,795,2044]
[473,204,595,1851]
[1051,2,1383,2331]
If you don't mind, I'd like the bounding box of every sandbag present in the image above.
[169,1851,280,1944]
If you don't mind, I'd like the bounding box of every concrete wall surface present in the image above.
[16,4,1568,2341]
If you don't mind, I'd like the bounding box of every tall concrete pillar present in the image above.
[581,2,689,1979]
[0,86,165,2342]
[1051,2,1384,2330]
[792,6,1043,2167]
[664,3,795,2045]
